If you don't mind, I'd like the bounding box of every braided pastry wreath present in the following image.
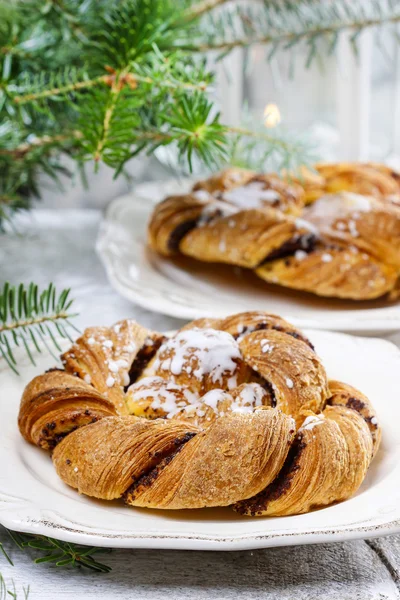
[148,162,400,301]
[18,311,381,516]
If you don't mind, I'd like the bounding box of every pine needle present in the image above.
[6,531,111,573]
[0,282,78,375]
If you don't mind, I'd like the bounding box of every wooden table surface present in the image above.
[0,209,399,599]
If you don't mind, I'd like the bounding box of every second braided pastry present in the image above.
[148,164,400,301]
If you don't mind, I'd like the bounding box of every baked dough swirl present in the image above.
[148,163,400,301]
[18,312,381,515]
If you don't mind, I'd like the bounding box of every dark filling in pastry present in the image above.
[262,232,317,263]
[125,336,166,391]
[167,219,199,252]
[234,432,305,516]
[124,431,197,501]
[234,322,314,350]
[248,369,277,408]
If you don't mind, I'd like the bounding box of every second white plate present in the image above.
[97,181,400,333]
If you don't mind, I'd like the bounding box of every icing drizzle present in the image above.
[152,328,242,389]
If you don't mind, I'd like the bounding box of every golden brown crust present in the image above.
[61,319,163,415]
[148,164,400,301]
[256,244,399,300]
[18,371,116,449]
[192,167,255,193]
[307,162,400,202]
[125,409,296,509]
[179,208,315,269]
[52,410,296,508]
[52,416,201,501]
[217,310,314,348]
[239,330,329,426]
[304,193,400,269]
[235,404,373,516]
[328,380,381,456]
[18,312,381,515]
[147,194,210,257]
[193,169,305,216]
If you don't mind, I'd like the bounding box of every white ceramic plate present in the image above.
[1,330,400,550]
[97,181,400,334]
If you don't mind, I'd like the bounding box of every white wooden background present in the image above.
[1,209,400,599]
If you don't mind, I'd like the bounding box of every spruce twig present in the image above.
[0,282,78,375]
[194,0,400,57]
[0,573,30,600]
[7,531,111,573]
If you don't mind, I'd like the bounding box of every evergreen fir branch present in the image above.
[92,71,125,163]
[0,132,83,158]
[226,126,316,172]
[0,282,78,375]
[12,72,105,105]
[161,93,229,170]
[7,531,111,573]
[10,55,211,105]
[0,543,13,566]
[186,0,231,19]
[0,574,30,600]
[192,0,400,62]
[0,0,328,219]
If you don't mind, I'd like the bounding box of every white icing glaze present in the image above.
[294,218,319,236]
[123,343,136,353]
[128,379,268,421]
[128,376,197,418]
[305,192,372,229]
[285,377,294,388]
[227,170,245,183]
[321,253,333,263]
[348,220,359,237]
[236,383,265,405]
[153,328,242,388]
[192,189,213,202]
[261,341,274,354]
[84,374,92,384]
[222,181,280,209]
[107,358,129,373]
[300,414,325,431]
[198,200,238,227]
[202,389,227,410]
[106,375,115,387]
[295,249,308,261]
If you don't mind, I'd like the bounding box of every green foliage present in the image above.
[0,574,30,600]
[196,0,400,64]
[228,127,317,173]
[0,282,78,374]
[1,0,399,223]
[7,531,111,573]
